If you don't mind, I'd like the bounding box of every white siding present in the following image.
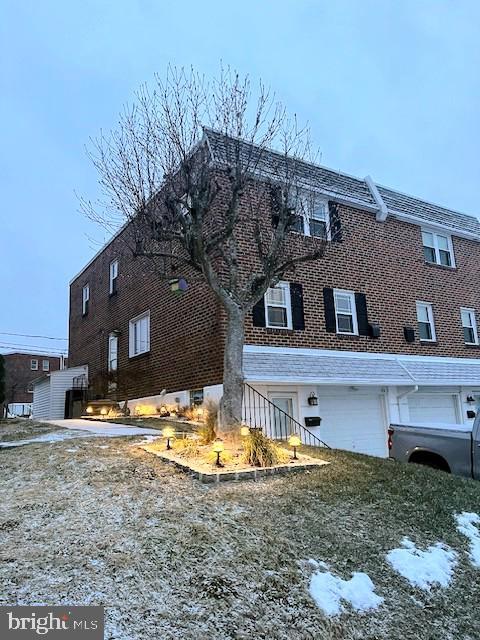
[32,378,51,419]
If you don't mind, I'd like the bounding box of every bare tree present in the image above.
[81,66,338,432]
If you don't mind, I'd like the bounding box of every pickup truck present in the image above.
[388,414,480,478]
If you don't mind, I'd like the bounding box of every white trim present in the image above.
[333,288,358,335]
[421,227,456,267]
[82,284,90,315]
[109,259,119,294]
[364,175,388,222]
[461,307,479,345]
[108,333,119,371]
[416,301,436,342]
[264,281,292,330]
[31,359,38,371]
[128,310,150,358]
[243,344,480,366]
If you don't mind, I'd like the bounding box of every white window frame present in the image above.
[421,228,455,267]
[82,284,90,315]
[292,192,331,239]
[31,359,38,371]
[42,360,50,372]
[416,301,436,342]
[109,259,119,295]
[333,289,358,336]
[108,333,119,371]
[265,281,292,330]
[461,307,479,345]
[129,311,150,357]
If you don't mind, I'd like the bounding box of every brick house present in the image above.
[4,352,63,415]
[68,130,480,457]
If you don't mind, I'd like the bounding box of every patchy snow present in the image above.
[386,537,457,590]
[455,512,480,567]
[65,448,79,453]
[309,570,383,616]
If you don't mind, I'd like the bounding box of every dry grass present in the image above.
[0,419,59,442]
[0,421,479,639]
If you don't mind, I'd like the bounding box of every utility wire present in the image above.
[0,331,68,341]
[0,342,68,354]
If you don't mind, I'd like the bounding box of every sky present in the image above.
[1,0,479,357]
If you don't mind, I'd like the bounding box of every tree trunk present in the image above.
[219,304,245,433]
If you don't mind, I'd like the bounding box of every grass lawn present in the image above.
[86,415,197,433]
[1,420,479,639]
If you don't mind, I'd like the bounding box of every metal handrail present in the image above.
[242,383,330,448]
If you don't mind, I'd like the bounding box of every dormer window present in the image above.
[421,229,454,267]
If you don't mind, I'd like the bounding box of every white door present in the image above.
[318,390,387,457]
[408,393,459,424]
[268,394,297,439]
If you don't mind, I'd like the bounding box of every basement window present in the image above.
[421,229,454,267]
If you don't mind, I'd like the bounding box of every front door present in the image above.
[268,394,296,439]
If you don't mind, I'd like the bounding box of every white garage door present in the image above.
[318,392,387,458]
[408,393,459,424]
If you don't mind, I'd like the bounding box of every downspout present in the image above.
[365,175,389,222]
[397,385,419,400]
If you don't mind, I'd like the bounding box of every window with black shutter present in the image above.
[328,202,343,242]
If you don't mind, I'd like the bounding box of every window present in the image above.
[265,282,292,329]
[292,193,330,239]
[190,389,204,406]
[333,289,358,335]
[461,308,478,345]
[421,230,454,267]
[108,333,119,371]
[109,259,118,295]
[31,359,38,371]
[129,311,150,357]
[42,360,49,372]
[416,302,436,342]
[82,284,90,316]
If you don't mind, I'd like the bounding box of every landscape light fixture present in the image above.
[100,407,108,417]
[288,434,301,460]
[162,426,175,450]
[86,406,93,414]
[212,438,225,467]
[240,426,250,437]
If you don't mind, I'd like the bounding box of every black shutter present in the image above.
[290,283,305,330]
[355,293,369,336]
[329,201,343,242]
[323,288,336,332]
[252,296,266,327]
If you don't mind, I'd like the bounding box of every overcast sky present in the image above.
[1,0,479,356]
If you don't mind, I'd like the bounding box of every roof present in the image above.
[204,128,480,239]
[243,346,480,386]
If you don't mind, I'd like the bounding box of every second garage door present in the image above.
[318,390,387,458]
[407,393,460,424]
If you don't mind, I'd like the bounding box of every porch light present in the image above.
[466,396,475,403]
[288,434,301,460]
[162,426,175,450]
[307,392,318,406]
[212,438,225,467]
[240,426,250,437]
[86,406,93,414]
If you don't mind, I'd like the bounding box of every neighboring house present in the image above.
[68,130,480,457]
[4,352,64,416]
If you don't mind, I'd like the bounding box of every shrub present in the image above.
[195,400,218,444]
[241,429,289,467]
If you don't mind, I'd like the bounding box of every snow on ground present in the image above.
[386,537,457,590]
[0,420,162,448]
[309,569,383,616]
[455,512,480,567]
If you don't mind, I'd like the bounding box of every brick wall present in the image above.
[69,178,480,402]
[4,353,61,404]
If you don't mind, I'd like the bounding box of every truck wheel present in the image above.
[409,452,450,473]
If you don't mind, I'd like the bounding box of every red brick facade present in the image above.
[5,353,62,404]
[69,180,480,401]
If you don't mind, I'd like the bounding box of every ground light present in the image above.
[288,434,301,461]
[162,426,175,450]
[86,406,93,414]
[100,407,108,417]
[212,438,225,467]
[240,426,250,437]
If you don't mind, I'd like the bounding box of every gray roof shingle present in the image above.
[204,129,480,238]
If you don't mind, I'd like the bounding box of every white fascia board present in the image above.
[364,175,388,222]
[389,210,480,241]
[245,376,411,386]
[243,344,480,366]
